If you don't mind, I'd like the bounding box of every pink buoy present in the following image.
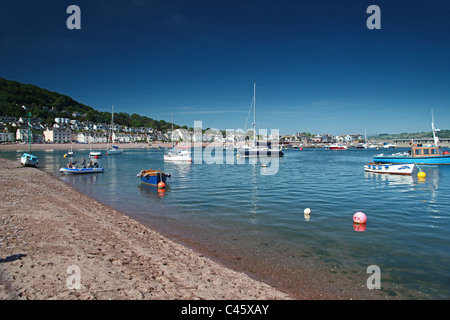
[353,212,367,224]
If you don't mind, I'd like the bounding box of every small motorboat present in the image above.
[64,151,75,157]
[21,153,38,167]
[164,149,192,162]
[89,151,102,158]
[364,162,415,175]
[328,143,348,150]
[137,169,171,186]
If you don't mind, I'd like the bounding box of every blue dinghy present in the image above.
[137,169,171,186]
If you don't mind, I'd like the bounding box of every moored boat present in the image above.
[373,145,450,165]
[364,162,415,175]
[383,142,398,148]
[89,151,102,158]
[373,111,450,165]
[164,110,192,162]
[106,105,123,155]
[137,169,171,186]
[164,149,192,161]
[21,153,38,167]
[328,143,348,150]
[106,145,123,155]
[237,82,284,158]
[356,143,368,149]
[238,145,284,157]
[20,112,38,167]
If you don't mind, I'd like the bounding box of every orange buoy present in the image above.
[157,181,166,189]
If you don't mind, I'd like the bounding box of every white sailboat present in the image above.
[356,129,368,149]
[89,140,102,158]
[238,82,284,157]
[106,104,123,155]
[164,110,192,162]
[65,144,76,157]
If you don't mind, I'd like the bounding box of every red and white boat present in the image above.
[328,143,348,150]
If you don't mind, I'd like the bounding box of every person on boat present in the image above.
[81,158,87,168]
[87,160,94,168]
[67,161,77,168]
[93,162,99,168]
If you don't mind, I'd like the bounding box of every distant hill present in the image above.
[0,77,184,132]
[372,130,450,140]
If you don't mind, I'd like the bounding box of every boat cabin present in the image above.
[411,145,443,157]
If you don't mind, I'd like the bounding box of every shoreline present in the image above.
[0,158,292,300]
[0,141,437,153]
[0,142,170,151]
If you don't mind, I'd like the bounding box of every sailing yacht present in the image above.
[89,140,102,158]
[164,110,192,162]
[106,105,123,155]
[238,82,284,157]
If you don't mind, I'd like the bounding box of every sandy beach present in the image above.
[0,157,291,300]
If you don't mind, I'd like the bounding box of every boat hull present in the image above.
[364,163,415,175]
[60,167,104,174]
[238,149,284,157]
[106,149,123,155]
[89,152,102,158]
[329,147,347,150]
[373,155,450,165]
[326,144,348,150]
[138,170,170,186]
[21,153,38,167]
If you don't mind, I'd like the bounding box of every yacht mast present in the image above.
[171,109,174,148]
[110,104,114,146]
[253,82,256,147]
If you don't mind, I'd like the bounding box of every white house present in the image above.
[44,127,72,143]
[0,132,15,143]
[77,132,107,144]
[16,128,32,143]
[55,118,70,124]
[171,129,192,142]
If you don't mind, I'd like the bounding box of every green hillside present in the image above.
[0,77,183,132]
[373,130,450,140]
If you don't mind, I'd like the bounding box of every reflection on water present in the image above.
[1,147,450,299]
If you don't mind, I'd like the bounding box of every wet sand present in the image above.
[0,158,291,300]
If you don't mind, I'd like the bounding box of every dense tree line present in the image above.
[373,130,450,140]
[0,77,182,132]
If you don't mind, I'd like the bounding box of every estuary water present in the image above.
[2,147,450,299]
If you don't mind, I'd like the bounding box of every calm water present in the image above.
[2,147,450,299]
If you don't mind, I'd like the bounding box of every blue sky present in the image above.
[1,0,450,135]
